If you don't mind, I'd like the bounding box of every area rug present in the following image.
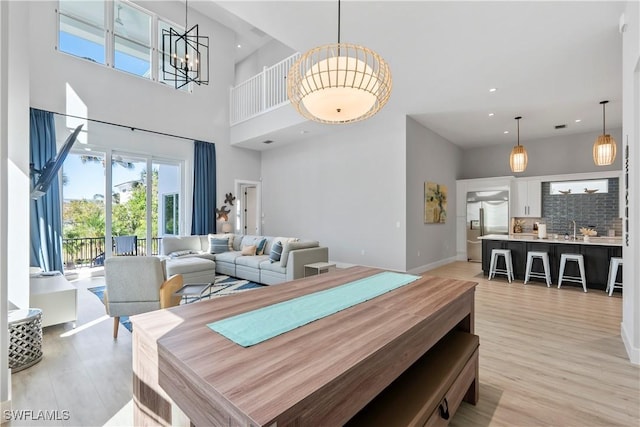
[87,276,265,333]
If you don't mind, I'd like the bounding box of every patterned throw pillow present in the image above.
[208,233,234,251]
[255,238,267,255]
[241,245,257,256]
[209,237,230,254]
[269,241,283,263]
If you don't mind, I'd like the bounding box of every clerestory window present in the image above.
[57,0,189,91]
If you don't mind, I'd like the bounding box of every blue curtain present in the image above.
[191,141,217,235]
[30,108,64,272]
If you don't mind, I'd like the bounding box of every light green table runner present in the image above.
[208,271,420,347]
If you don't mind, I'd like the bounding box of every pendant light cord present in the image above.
[185,0,188,29]
[515,116,522,146]
[602,102,606,135]
[337,0,341,44]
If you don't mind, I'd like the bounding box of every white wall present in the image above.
[460,129,623,179]
[621,0,640,365]
[28,1,261,235]
[260,110,407,271]
[0,0,10,417]
[234,39,295,85]
[406,117,462,273]
[2,0,31,416]
[7,1,30,310]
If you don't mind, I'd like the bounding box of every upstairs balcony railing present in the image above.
[230,53,300,125]
[62,236,163,268]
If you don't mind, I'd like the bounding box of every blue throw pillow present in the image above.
[255,238,267,255]
[269,241,283,263]
[209,237,230,254]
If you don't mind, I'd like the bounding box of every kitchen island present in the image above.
[479,234,622,290]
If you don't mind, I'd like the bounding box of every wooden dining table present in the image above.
[130,266,478,426]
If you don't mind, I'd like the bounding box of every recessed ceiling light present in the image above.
[503,130,509,134]
[575,119,581,123]
[300,130,309,134]
[237,44,242,48]
[488,113,495,117]
[489,88,497,93]
[84,147,91,151]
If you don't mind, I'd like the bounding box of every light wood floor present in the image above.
[7,262,639,426]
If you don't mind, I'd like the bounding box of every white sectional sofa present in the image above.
[160,234,328,285]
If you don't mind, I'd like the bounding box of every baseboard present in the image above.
[621,321,640,365]
[1,391,11,425]
[333,261,357,269]
[407,256,458,275]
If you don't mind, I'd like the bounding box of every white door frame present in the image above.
[234,179,261,235]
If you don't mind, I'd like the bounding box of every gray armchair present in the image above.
[104,256,183,338]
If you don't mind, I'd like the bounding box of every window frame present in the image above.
[57,1,108,65]
[112,0,153,78]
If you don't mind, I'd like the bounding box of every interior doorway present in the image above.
[235,179,261,236]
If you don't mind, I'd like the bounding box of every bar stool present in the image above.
[489,249,514,283]
[606,257,623,296]
[558,253,587,292]
[524,251,551,287]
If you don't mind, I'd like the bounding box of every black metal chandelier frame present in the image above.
[162,1,209,89]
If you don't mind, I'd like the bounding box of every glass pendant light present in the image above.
[593,100,616,166]
[287,0,392,124]
[509,116,527,173]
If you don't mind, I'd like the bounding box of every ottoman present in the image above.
[165,257,216,284]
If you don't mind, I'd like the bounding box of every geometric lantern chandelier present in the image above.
[509,116,528,173]
[162,0,209,89]
[287,0,392,124]
[593,100,616,166]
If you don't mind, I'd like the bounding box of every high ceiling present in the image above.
[209,0,626,149]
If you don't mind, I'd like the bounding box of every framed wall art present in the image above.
[425,182,447,224]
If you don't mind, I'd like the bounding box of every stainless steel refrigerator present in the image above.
[466,190,509,262]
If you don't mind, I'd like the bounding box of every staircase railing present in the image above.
[230,53,300,125]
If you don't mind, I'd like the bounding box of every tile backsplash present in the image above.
[540,178,620,236]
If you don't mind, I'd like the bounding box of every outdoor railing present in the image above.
[62,237,163,268]
[230,52,300,125]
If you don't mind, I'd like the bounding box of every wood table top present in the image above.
[132,266,477,426]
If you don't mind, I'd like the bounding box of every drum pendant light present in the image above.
[287,0,392,124]
[510,116,528,173]
[593,100,616,166]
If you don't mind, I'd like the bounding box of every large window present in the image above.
[57,0,188,88]
[62,148,183,266]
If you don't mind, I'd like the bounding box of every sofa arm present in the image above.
[286,247,329,281]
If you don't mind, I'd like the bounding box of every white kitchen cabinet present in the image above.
[511,179,541,217]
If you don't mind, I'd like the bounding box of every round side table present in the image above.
[8,308,43,372]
